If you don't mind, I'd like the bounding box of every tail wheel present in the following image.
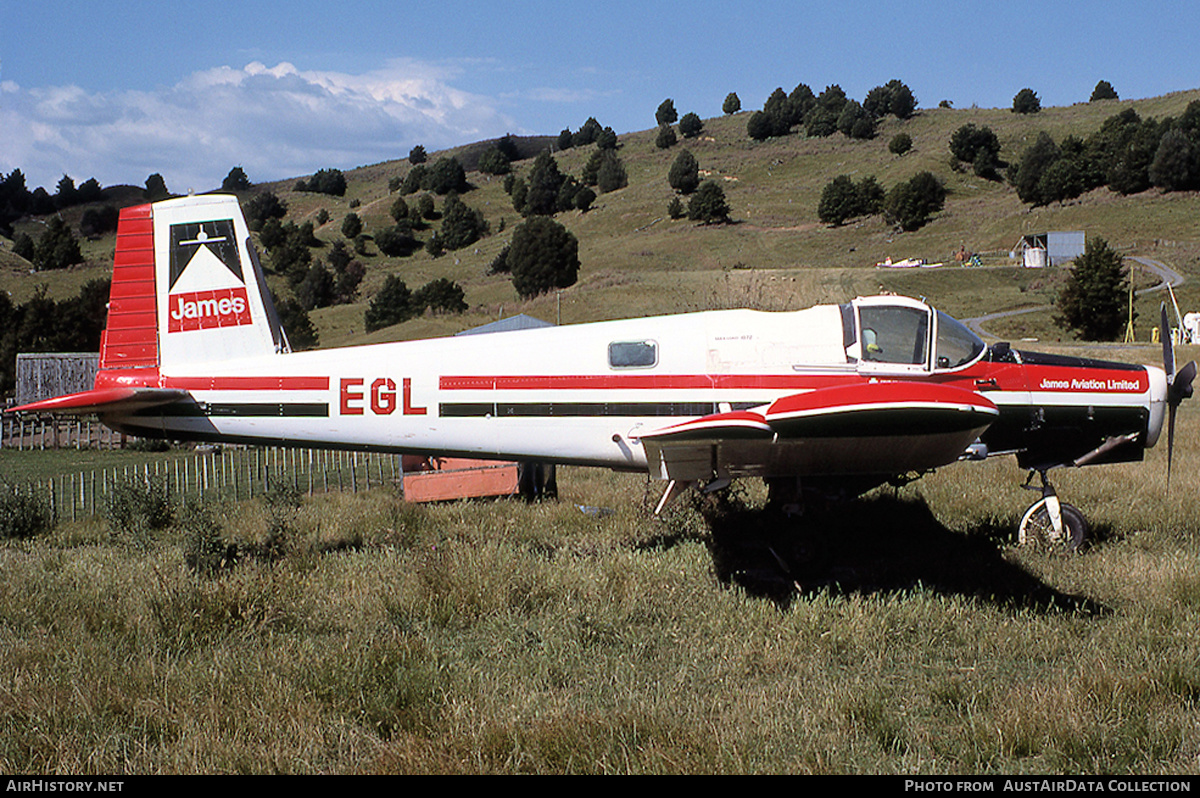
[1018,499,1088,552]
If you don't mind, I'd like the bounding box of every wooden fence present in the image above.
[1,414,127,450]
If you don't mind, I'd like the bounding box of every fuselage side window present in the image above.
[934,310,986,370]
[859,305,930,366]
[609,340,658,369]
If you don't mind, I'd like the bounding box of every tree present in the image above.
[1090,80,1118,102]
[723,93,741,115]
[275,297,318,350]
[221,166,251,191]
[439,194,489,250]
[54,175,77,208]
[244,191,287,231]
[655,124,678,149]
[1055,238,1131,341]
[364,275,414,332]
[574,186,596,212]
[478,145,511,175]
[595,151,628,193]
[1012,132,1061,205]
[668,149,700,194]
[33,216,84,270]
[374,224,420,257]
[507,216,580,299]
[836,100,876,139]
[409,145,427,165]
[412,278,467,315]
[144,173,170,201]
[883,171,944,231]
[341,212,362,239]
[889,133,913,155]
[1150,128,1199,191]
[424,158,468,195]
[1012,88,1041,114]
[656,98,678,126]
[296,168,347,196]
[818,175,883,226]
[524,151,566,215]
[296,263,335,310]
[679,112,704,138]
[596,127,619,150]
[687,180,730,224]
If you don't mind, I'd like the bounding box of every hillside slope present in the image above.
[5,89,1200,348]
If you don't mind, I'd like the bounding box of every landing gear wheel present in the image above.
[1018,499,1088,552]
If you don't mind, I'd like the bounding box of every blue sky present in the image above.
[3,0,1198,192]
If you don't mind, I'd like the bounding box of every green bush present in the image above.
[103,477,173,539]
[180,501,233,576]
[0,487,52,539]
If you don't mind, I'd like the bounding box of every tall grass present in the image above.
[2,407,1199,773]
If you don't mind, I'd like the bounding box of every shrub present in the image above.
[413,278,468,315]
[668,149,700,194]
[341,212,362,239]
[656,99,678,126]
[104,477,173,539]
[723,92,741,114]
[244,191,287,231]
[1012,88,1041,114]
[1090,80,1118,102]
[889,133,913,155]
[33,216,84,271]
[409,145,427,165]
[655,124,678,149]
[595,151,628,193]
[365,275,414,332]
[180,501,233,576]
[0,487,52,539]
[883,171,945,231]
[687,180,730,224]
[296,168,347,196]
[679,112,704,138]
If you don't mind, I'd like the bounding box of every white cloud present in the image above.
[0,60,519,192]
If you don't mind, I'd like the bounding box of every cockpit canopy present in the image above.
[848,296,985,372]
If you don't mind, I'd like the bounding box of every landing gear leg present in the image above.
[1018,470,1088,552]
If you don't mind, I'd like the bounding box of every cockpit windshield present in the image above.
[934,310,985,370]
[859,304,930,366]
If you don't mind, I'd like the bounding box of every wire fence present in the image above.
[12,446,403,524]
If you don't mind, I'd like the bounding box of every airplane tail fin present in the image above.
[101,194,288,386]
[10,195,287,415]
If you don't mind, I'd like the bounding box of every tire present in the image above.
[1018,499,1088,552]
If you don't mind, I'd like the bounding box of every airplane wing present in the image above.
[7,387,190,416]
[639,381,998,482]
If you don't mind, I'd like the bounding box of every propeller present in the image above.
[1161,303,1196,490]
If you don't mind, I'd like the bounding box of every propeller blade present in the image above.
[1167,402,1177,493]
[1162,303,1175,382]
[1171,360,1197,405]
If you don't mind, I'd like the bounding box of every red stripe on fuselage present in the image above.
[439,374,854,391]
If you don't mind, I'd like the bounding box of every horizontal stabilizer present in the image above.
[7,387,190,416]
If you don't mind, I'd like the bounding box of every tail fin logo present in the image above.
[166,219,254,334]
[168,287,252,332]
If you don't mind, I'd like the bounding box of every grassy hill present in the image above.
[6,89,1200,349]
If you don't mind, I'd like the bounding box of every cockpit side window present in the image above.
[858,305,930,366]
[934,310,985,370]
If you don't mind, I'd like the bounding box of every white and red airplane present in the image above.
[10,194,1195,549]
